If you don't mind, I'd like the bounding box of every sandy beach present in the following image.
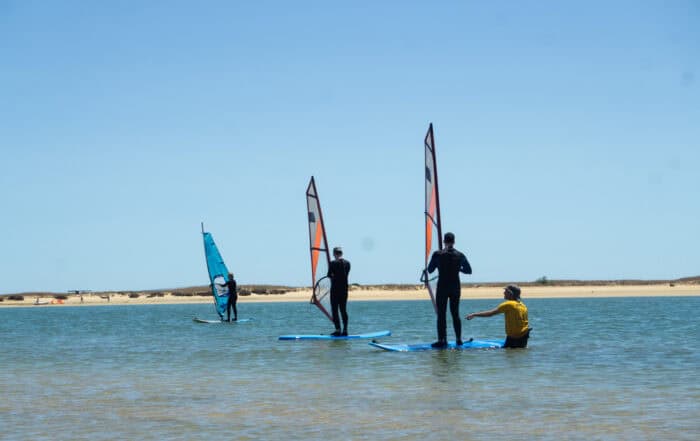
[2,283,699,307]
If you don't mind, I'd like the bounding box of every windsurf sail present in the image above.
[306,176,333,322]
[201,223,232,319]
[422,123,442,313]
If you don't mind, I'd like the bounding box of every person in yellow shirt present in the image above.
[466,285,531,348]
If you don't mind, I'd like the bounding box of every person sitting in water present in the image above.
[466,284,530,348]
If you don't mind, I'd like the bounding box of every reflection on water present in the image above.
[1,298,699,440]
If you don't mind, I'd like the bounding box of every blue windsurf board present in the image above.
[279,330,391,341]
[193,317,253,324]
[369,338,504,352]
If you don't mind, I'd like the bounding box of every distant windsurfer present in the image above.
[225,272,238,322]
[426,232,472,348]
[328,247,351,336]
[466,285,530,348]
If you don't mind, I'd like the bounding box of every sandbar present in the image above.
[1,283,698,308]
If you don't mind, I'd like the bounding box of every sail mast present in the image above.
[429,123,443,249]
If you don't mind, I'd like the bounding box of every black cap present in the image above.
[505,285,521,298]
[444,232,455,243]
[333,247,343,255]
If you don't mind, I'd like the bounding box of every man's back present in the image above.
[328,258,351,291]
[497,300,529,337]
[226,279,237,298]
[430,247,471,288]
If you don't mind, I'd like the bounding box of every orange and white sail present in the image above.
[306,176,333,322]
[423,123,442,313]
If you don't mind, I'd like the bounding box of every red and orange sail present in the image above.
[306,176,334,322]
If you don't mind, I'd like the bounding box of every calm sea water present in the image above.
[1,297,699,440]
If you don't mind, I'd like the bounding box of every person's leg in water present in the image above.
[339,292,348,336]
[232,296,238,321]
[448,291,462,345]
[432,291,448,348]
[330,292,342,336]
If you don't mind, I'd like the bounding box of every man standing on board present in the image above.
[225,272,238,322]
[328,246,351,336]
[426,232,472,348]
[466,284,530,348]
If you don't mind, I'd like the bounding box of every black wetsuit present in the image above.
[427,247,472,343]
[328,258,351,332]
[226,279,237,321]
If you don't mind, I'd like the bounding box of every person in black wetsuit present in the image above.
[426,232,472,348]
[328,246,351,336]
[225,272,238,322]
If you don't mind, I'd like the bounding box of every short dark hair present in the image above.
[444,232,455,243]
[505,285,521,298]
[333,247,343,255]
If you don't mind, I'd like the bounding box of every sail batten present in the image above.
[424,123,442,313]
[201,225,232,319]
[306,177,334,322]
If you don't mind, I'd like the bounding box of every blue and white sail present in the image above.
[201,224,232,319]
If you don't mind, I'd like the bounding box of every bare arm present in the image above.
[466,308,500,320]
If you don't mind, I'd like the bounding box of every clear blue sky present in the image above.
[1,1,698,293]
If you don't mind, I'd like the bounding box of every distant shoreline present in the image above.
[1,281,699,308]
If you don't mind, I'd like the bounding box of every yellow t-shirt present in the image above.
[496,300,529,338]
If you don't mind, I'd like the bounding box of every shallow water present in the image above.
[2,297,699,440]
